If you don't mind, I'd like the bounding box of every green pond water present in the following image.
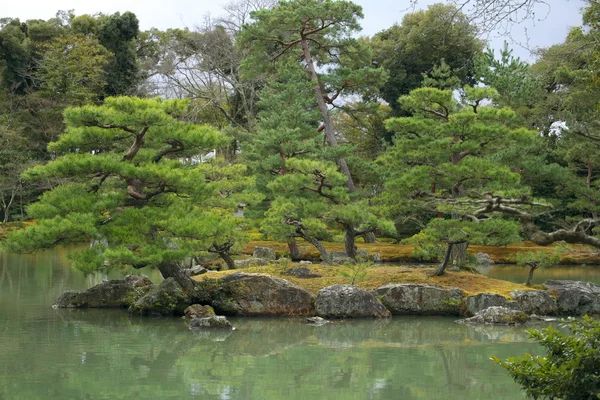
[2,250,599,400]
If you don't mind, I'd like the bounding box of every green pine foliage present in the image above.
[3,96,256,274]
[492,316,600,399]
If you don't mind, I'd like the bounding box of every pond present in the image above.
[1,249,596,400]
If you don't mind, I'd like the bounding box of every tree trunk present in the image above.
[434,242,454,276]
[287,238,301,261]
[526,264,537,287]
[298,234,330,264]
[344,227,357,260]
[450,241,469,268]
[300,37,355,192]
[362,231,377,243]
[219,251,236,270]
[158,262,196,293]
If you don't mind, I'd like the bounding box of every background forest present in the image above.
[2,0,600,280]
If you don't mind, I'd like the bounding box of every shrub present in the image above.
[492,316,600,399]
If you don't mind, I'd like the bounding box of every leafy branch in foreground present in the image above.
[492,316,600,400]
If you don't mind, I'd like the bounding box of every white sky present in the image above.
[1,0,587,60]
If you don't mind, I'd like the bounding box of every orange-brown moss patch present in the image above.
[193,264,528,297]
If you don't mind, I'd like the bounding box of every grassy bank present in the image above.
[243,240,600,265]
[193,264,529,297]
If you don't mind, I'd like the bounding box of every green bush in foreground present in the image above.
[492,316,600,399]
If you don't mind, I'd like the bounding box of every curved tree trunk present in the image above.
[287,238,301,261]
[344,227,358,260]
[526,264,537,287]
[219,251,236,270]
[434,242,454,276]
[158,262,196,293]
[300,37,355,192]
[298,234,330,264]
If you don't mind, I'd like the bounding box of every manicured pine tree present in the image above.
[3,97,255,290]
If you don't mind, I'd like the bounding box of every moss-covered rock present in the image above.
[194,272,315,316]
[510,290,558,315]
[188,316,234,330]
[373,284,465,316]
[131,278,191,316]
[184,304,215,319]
[457,306,528,325]
[464,293,518,316]
[54,275,153,309]
[315,285,391,318]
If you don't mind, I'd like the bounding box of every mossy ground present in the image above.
[193,263,528,297]
[243,240,600,265]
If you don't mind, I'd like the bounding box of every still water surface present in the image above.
[2,249,598,399]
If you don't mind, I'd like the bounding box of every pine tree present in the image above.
[3,97,254,289]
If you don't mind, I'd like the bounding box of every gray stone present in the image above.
[356,250,382,263]
[464,293,518,316]
[544,280,600,315]
[54,275,153,308]
[373,284,465,316]
[510,290,558,315]
[281,267,322,279]
[189,316,234,330]
[196,272,315,316]
[184,304,215,319]
[299,260,313,265]
[315,285,391,318]
[457,306,528,325]
[252,246,276,260]
[329,251,355,265]
[131,278,191,316]
[233,258,270,269]
[475,253,495,267]
[306,316,330,325]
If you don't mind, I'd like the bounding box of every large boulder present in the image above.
[131,278,191,316]
[464,293,518,316]
[457,306,529,325]
[373,284,465,316]
[54,275,153,308]
[544,280,600,316]
[196,272,315,316]
[189,316,234,330]
[510,290,558,315]
[315,285,391,318]
[252,246,276,261]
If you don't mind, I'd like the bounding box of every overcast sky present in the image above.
[2,0,587,60]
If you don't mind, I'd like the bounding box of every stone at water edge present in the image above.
[510,290,558,315]
[315,285,391,318]
[184,304,215,319]
[457,306,529,325]
[195,272,315,316]
[131,278,191,316]
[544,280,600,316]
[372,284,465,316]
[252,246,276,261]
[475,253,494,267]
[54,275,154,309]
[306,316,330,325]
[188,316,234,330]
[464,293,518,316]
